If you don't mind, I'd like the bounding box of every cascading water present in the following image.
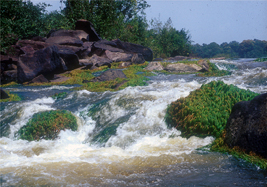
[1,59,266,186]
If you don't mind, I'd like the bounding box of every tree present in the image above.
[239,40,255,57]
[146,17,191,58]
[61,0,150,41]
[0,0,49,53]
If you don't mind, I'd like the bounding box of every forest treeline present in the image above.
[191,40,267,58]
[1,0,266,59]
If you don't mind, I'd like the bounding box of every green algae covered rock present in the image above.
[17,110,77,141]
[165,81,259,138]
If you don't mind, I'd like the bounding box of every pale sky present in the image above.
[32,0,267,45]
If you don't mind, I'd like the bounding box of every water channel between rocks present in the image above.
[0,59,267,186]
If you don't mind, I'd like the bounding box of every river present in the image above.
[1,59,266,186]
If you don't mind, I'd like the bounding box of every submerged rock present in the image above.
[224,93,267,158]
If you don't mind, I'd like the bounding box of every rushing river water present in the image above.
[1,59,267,186]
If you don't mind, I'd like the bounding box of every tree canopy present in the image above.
[191,39,267,58]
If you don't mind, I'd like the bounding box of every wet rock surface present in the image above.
[224,93,267,158]
[90,69,127,82]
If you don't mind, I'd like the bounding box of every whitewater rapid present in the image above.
[0,59,266,186]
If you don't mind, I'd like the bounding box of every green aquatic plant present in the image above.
[165,81,259,138]
[254,57,267,62]
[198,61,231,77]
[61,62,154,92]
[0,81,19,88]
[0,91,21,103]
[51,92,68,100]
[17,110,78,141]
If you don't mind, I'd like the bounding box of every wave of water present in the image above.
[1,59,266,186]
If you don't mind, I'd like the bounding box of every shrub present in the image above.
[165,81,259,138]
[17,110,77,141]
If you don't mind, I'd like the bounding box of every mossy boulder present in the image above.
[165,81,259,138]
[17,110,78,141]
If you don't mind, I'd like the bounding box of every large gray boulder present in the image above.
[144,62,164,71]
[90,69,127,82]
[1,55,18,84]
[75,19,101,41]
[131,53,145,64]
[112,39,153,61]
[58,49,80,70]
[48,30,89,41]
[224,93,267,159]
[167,56,190,61]
[92,40,124,56]
[197,60,209,72]
[46,36,83,47]
[16,40,50,51]
[164,63,201,73]
[87,54,112,68]
[105,50,133,62]
[17,46,64,83]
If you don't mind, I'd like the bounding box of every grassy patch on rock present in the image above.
[197,61,231,77]
[165,80,265,169]
[63,62,154,92]
[51,92,68,100]
[165,81,259,138]
[0,91,21,103]
[155,60,231,77]
[17,110,78,141]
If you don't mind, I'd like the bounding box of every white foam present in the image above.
[9,97,55,138]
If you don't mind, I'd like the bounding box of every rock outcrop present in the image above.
[144,61,164,71]
[164,63,204,73]
[17,46,64,83]
[90,69,127,82]
[224,93,267,158]
[1,19,152,84]
[144,61,208,73]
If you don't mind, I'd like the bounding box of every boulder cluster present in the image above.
[1,19,153,84]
